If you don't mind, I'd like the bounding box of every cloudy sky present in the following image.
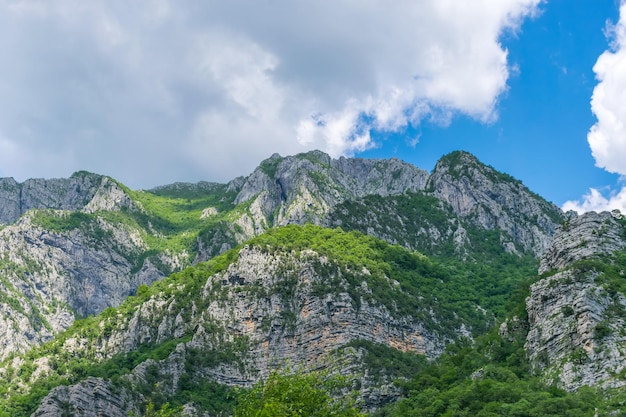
[0,0,624,213]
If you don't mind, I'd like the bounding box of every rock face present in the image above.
[0,171,109,224]
[539,211,626,274]
[197,150,563,261]
[27,242,455,416]
[234,151,430,227]
[0,149,572,416]
[428,151,563,256]
[0,180,172,360]
[32,377,140,417]
[525,211,626,390]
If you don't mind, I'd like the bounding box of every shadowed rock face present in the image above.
[0,172,112,225]
[525,211,626,390]
[0,176,171,360]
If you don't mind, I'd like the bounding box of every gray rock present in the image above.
[428,151,563,255]
[539,211,626,274]
[0,171,108,224]
[525,210,626,390]
[28,246,455,414]
[32,377,140,417]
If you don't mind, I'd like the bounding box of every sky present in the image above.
[0,1,625,213]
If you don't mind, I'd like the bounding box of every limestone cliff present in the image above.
[0,178,178,360]
[0,171,115,224]
[16,228,480,416]
[0,149,572,416]
[525,211,626,390]
[428,151,563,256]
[233,151,429,230]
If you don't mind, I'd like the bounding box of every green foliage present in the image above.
[437,151,520,186]
[249,224,488,336]
[376,327,599,417]
[588,250,626,297]
[31,210,93,233]
[342,340,428,383]
[329,195,539,326]
[296,150,331,167]
[234,370,364,417]
[0,245,245,417]
[259,157,281,179]
[561,305,575,317]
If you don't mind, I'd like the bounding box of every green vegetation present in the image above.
[437,150,520,186]
[28,180,241,276]
[374,315,600,416]
[234,370,363,417]
[0,245,244,417]
[246,224,536,337]
[328,193,538,323]
[31,210,93,233]
[341,340,428,384]
[1,152,619,416]
[259,157,281,179]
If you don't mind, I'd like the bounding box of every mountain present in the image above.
[526,210,626,390]
[376,210,626,416]
[5,149,621,416]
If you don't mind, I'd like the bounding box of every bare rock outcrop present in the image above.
[525,210,626,390]
[32,377,140,417]
[539,210,626,274]
[28,244,456,415]
[0,171,113,224]
[197,150,562,262]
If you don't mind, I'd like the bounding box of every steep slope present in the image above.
[193,151,430,262]
[0,225,538,416]
[525,210,626,391]
[0,148,573,416]
[0,171,113,224]
[0,149,564,362]
[0,176,239,360]
[427,151,564,256]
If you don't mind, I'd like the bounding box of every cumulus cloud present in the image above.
[0,0,541,187]
[562,184,626,214]
[567,1,626,214]
[588,1,626,176]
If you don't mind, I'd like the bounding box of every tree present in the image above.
[234,370,364,417]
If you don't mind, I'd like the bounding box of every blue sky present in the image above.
[361,0,623,210]
[0,1,625,212]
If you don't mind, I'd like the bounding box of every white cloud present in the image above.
[588,1,626,176]
[567,1,626,214]
[562,185,626,214]
[0,0,541,187]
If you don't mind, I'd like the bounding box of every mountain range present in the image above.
[0,150,625,416]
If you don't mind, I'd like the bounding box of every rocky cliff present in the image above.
[0,177,180,360]
[7,226,476,415]
[427,151,563,256]
[0,149,572,416]
[525,210,626,390]
[0,171,116,225]
[196,150,564,262]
